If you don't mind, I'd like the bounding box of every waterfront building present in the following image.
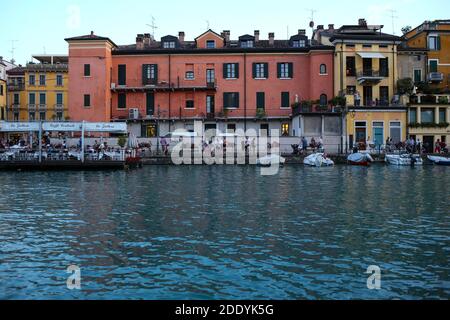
[65,30,334,137]
[407,94,450,152]
[403,20,450,93]
[6,55,68,122]
[0,56,17,121]
[314,20,406,150]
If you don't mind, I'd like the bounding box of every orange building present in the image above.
[66,30,334,137]
[403,20,450,92]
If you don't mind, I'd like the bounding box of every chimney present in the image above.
[298,29,306,35]
[317,25,324,30]
[90,31,94,36]
[358,18,367,27]
[143,33,151,47]
[254,30,260,42]
[223,30,230,43]
[328,24,334,30]
[269,32,275,46]
[179,31,185,44]
[136,34,144,50]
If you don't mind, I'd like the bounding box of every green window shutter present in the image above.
[235,63,239,79]
[223,64,227,78]
[235,92,240,108]
[223,93,228,108]
[437,36,441,50]
[288,63,293,78]
[252,63,257,78]
[154,64,158,83]
[281,92,289,108]
[142,65,147,85]
[264,63,269,78]
[430,60,438,73]
[277,63,281,78]
[257,92,265,109]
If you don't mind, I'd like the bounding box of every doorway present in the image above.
[363,86,373,106]
[423,136,434,153]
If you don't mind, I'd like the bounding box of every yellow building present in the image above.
[408,94,450,152]
[314,19,406,150]
[6,55,68,122]
[404,20,450,92]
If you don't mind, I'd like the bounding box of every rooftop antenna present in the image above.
[205,20,210,30]
[387,9,399,35]
[10,40,18,64]
[146,16,158,39]
[307,9,318,37]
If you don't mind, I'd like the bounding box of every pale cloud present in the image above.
[66,5,81,30]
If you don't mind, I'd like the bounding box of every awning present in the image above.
[357,52,386,59]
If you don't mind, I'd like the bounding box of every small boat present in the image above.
[347,152,374,166]
[257,154,286,166]
[427,155,450,166]
[304,153,334,167]
[385,154,423,166]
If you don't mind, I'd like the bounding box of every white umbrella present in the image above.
[127,133,139,149]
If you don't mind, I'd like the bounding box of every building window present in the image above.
[355,121,367,143]
[346,86,356,95]
[118,93,126,109]
[293,40,306,48]
[29,74,35,86]
[56,93,63,105]
[163,41,176,48]
[206,40,216,48]
[363,45,372,48]
[224,63,239,79]
[439,108,446,123]
[379,87,389,106]
[253,63,268,79]
[84,64,90,77]
[277,63,293,79]
[56,74,63,86]
[39,74,46,86]
[56,112,63,121]
[256,92,265,109]
[118,65,126,86]
[143,64,158,85]
[319,94,328,106]
[39,112,46,121]
[39,93,46,105]
[428,36,440,50]
[429,60,438,73]
[84,94,91,107]
[241,40,254,48]
[379,58,389,77]
[409,108,417,123]
[206,95,215,114]
[346,57,356,76]
[421,108,434,123]
[390,122,402,143]
[281,123,290,136]
[185,71,194,80]
[281,92,290,108]
[29,112,35,121]
[223,92,239,109]
[14,93,20,105]
[29,93,36,105]
[320,64,327,75]
[414,69,422,83]
[185,99,194,109]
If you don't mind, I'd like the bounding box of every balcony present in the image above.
[28,104,37,112]
[292,103,344,116]
[111,79,218,93]
[7,83,25,91]
[427,72,444,83]
[409,94,450,105]
[38,104,47,111]
[54,104,65,111]
[9,104,21,112]
[357,69,386,85]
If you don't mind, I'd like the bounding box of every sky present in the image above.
[1,0,449,65]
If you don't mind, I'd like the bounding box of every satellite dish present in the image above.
[309,21,315,28]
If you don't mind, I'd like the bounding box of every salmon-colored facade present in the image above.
[66,30,334,137]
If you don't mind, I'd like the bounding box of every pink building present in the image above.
[66,29,334,137]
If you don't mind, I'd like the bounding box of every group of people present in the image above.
[292,136,324,154]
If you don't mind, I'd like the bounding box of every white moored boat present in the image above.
[304,153,334,167]
[385,154,423,166]
[427,155,450,166]
[257,154,286,166]
[347,152,374,166]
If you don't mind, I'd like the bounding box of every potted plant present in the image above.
[117,135,127,148]
[256,108,266,119]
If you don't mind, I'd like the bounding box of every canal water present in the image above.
[0,165,449,300]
